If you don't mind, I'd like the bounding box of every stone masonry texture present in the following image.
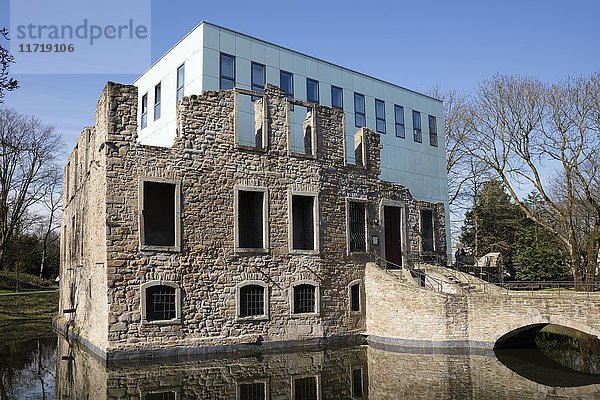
[56,82,447,360]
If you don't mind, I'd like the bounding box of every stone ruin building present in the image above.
[54,22,448,362]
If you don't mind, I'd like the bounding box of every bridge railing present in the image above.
[497,280,600,294]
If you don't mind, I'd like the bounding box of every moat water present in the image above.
[2,322,600,399]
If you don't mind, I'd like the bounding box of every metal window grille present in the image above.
[240,285,265,317]
[146,285,176,321]
[144,392,176,400]
[294,377,317,400]
[349,202,366,252]
[350,284,360,312]
[239,382,265,400]
[294,284,316,314]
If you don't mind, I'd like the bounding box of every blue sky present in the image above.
[1,0,599,154]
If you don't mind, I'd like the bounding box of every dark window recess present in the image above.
[350,284,360,312]
[143,181,176,246]
[304,124,312,155]
[220,53,235,90]
[352,369,364,397]
[413,110,422,143]
[144,392,177,400]
[294,376,318,400]
[354,93,365,128]
[294,284,316,314]
[239,285,265,317]
[238,190,264,249]
[349,202,366,252]
[375,99,386,133]
[428,115,438,147]
[145,285,176,321]
[154,83,161,120]
[292,195,315,250]
[306,78,319,104]
[141,93,148,128]
[176,64,185,102]
[331,86,343,109]
[421,209,434,252]
[394,105,405,138]
[251,62,265,100]
[239,382,265,400]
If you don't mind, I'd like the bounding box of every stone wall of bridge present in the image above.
[365,262,600,348]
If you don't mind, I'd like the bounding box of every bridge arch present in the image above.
[490,315,600,349]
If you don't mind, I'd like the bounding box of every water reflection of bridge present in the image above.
[55,336,600,399]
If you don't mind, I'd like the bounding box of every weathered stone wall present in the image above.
[365,262,600,348]
[57,82,446,358]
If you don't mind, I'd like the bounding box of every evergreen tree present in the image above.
[513,193,569,280]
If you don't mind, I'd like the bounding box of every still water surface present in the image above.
[2,321,600,399]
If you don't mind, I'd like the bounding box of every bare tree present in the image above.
[38,169,62,277]
[0,108,62,269]
[469,74,600,285]
[0,28,18,103]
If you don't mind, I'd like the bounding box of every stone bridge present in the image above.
[365,262,600,349]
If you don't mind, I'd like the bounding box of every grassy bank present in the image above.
[0,270,58,291]
[0,290,58,343]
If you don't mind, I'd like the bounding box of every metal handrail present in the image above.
[368,252,444,293]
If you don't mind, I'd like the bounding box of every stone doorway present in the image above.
[384,205,403,269]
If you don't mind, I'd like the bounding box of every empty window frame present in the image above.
[331,86,343,110]
[375,99,386,134]
[292,376,320,400]
[306,78,319,104]
[220,53,236,90]
[238,381,267,400]
[348,201,366,253]
[412,110,422,143]
[428,115,438,147]
[292,282,319,314]
[235,187,268,251]
[176,64,185,102]
[349,281,361,312]
[154,83,161,120]
[235,91,267,150]
[237,282,267,318]
[351,368,365,398]
[420,209,435,253]
[288,104,316,156]
[141,93,148,129]
[251,62,266,96]
[290,193,318,251]
[280,70,294,99]
[394,105,405,138]
[354,93,365,128]
[141,282,180,322]
[139,179,180,250]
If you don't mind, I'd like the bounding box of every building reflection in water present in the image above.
[55,337,600,400]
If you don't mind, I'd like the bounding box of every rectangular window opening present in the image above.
[239,382,266,400]
[292,195,315,250]
[306,78,319,104]
[421,209,434,253]
[350,284,360,312]
[428,115,438,147]
[354,93,365,128]
[331,86,343,110]
[289,104,315,156]
[220,53,236,90]
[176,64,185,102]
[352,368,364,398]
[236,92,265,149]
[394,105,405,138]
[154,83,161,120]
[142,181,176,247]
[413,110,422,143]
[144,391,177,400]
[237,190,265,249]
[349,202,366,252]
[141,93,148,129]
[293,376,318,399]
[375,99,386,134]
[240,285,265,317]
[146,285,176,322]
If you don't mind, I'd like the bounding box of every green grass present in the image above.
[0,291,58,321]
[0,270,58,291]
